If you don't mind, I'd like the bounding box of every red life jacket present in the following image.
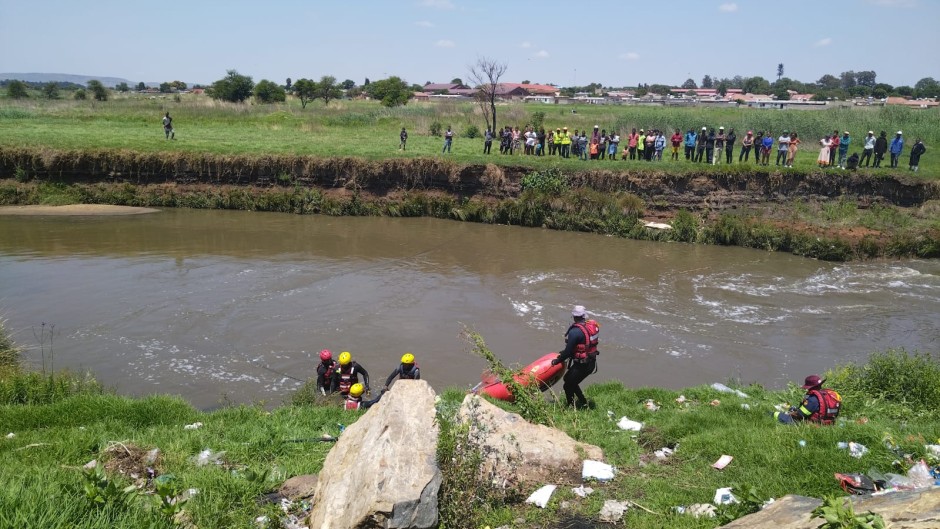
[321,360,338,381]
[807,388,841,425]
[344,396,361,410]
[338,364,360,394]
[569,320,599,362]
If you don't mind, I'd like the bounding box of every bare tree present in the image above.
[467,57,507,133]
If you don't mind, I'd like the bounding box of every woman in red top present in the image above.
[670,129,683,161]
[627,128,639,160]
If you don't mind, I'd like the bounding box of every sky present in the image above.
[1,0,937,88]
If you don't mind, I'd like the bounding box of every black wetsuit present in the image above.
[555,322,597,407]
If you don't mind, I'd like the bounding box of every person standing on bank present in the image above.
[551,305,600,409]
[860,131,875,167]
[725,128,736,164]
[399,127,408,150]
[442,126,454,153]
[483,127,493,154]
[873,131,888,168]
[162,112,175,140]
[890,131,904,168]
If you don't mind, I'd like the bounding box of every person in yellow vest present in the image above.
[560,127,571,158]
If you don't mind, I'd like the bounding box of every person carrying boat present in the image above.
[316,349,339,396]
[344,383,384,410]
[774,375,841,425]
[336,351,371,397]
[551,305,600,408]
[384,352,420,390]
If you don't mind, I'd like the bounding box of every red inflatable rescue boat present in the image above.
[472,353,566,402]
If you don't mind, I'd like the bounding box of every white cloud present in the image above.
[520,41,533,48]
[532,50,550,59]
[814,37,833,47]
[415,20,434,27]
[718,3,738,12]
[418,0,455,9]
[434,39,456,48]
[619,52,640,61]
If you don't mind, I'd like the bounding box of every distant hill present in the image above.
[0,73,134,88]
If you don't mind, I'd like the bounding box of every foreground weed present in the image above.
[82,463,138,509]
[812,495,885,529]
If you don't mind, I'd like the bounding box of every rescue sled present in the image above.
[471,353,566,402]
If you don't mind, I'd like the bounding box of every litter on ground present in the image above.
[192,449,225,466]
[598,500,629,522]
[711,382,749,398]
[644,399,660,411]
[525,484,556,508]
[713,487,738,505]
[654,447,674,460]
[571,485,594,497]
[712,455,733,470]
[582,460,616,482]
[183,422,203,430]
[617,417,643,431]
[676,503,717,518]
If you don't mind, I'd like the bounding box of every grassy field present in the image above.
[0,94,937,179]
[2,318,939,529]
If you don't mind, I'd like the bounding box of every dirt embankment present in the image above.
[2,147,938,210]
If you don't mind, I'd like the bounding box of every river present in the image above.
[1,209,937,409]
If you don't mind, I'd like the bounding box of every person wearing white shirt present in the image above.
[776,131,791,166]
[860,131,876,167]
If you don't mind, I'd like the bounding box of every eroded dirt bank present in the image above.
[2,147,938,210]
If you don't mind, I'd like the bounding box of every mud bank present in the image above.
[2,147,938,209]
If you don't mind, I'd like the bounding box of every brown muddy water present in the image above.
[1,209,938,409]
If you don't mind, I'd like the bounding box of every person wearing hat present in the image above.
[343,383,385,411]
[837,131,851,169]
[335,351,371,397]
[384,353,420,390]
[560,126,572,158]
[695,126,707,163]
[873,131,888,168]
[860,131,876,167]
[316,349,340,396]
[774,375,842,425]
[890,131,904,168]
[739,131,754,162]
[713,127,726,165]
[551,305,600,409]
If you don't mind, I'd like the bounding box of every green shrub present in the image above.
[520,167,567,196]
[530,111,546,129]
[429,121,443,137]
[670,209,698,242]
[463,124,480,139]
[826,349,940,419]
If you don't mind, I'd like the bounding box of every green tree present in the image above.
[777,63,784,81]
[6,80,28,99]
[115,82,129,92]
[254,79,286,103]
[363,77,370,87]
[341,79,355,90]
[42,82,60,99]
[701,75,714,89]
[208,69,254,102]
[367,76,413,107]
[316,75,341,105]
[914,77,939,98]
[716,81,729,97]
[742,76,772,94]
[894,85,913,97]
[74,88,87,100]
[159,82,172,93]
[649,84,671,96]
[169,80,187,91]
[136,81,146,91]
[817,74,840,90]
[681,78,697,89]
[773,87,791,100]
[855,70,877,88]
[292,78,318,109]
[285,77,292,91]
[87,80,108,101]
[839,71,857,90]
[873,83,894,97]
[450,77,463,85]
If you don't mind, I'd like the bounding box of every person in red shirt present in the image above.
[829,130,840,167]
[670,129,683,161]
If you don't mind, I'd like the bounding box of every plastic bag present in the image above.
[525,484,556,508]
[617,417,642,431]
[710,383,749,398]
[582,460,616,481]
[907,459,933,488]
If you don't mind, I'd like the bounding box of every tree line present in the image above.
[204,70,416,108]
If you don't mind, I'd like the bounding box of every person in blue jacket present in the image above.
[684,129,697,161]
[889,131,904,168]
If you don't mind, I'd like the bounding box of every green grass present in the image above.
[0,95,937,179]
[1,346,938,529]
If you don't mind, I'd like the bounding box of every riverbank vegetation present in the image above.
[2,321,938,528]
[2,178,938,261]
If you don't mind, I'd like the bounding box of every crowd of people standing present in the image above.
[468,123,926,171]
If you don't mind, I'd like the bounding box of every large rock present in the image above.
[721,488,940,528]
[307,380,440,529]
[456,394,604,488]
